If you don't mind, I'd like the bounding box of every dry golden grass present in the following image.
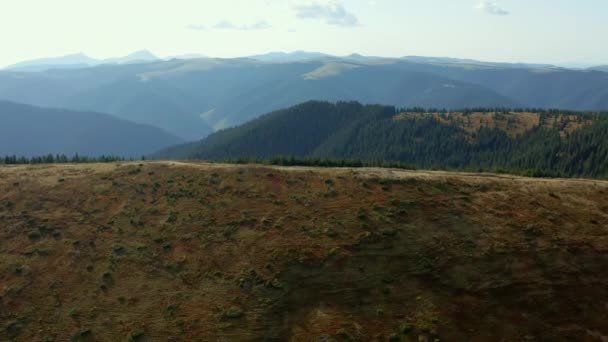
[1,162,607,341]
[395,111,593,139]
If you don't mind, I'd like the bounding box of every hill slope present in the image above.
[1,161,607,340]
[0,101,182,157]
[2,57,608,139]
[157,101,608,177]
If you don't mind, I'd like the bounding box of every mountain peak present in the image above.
[125,50,158,60]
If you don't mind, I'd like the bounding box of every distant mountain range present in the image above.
[0,53,607,143]
[247,51,331,61]
[590,65,608,72]
[8,50,597,71]
[156,100,608,177]
[4,50,160,72]
[400,56,556,69]
[0,101,181,157]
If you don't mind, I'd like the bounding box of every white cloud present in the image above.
[293,1,360,27]
[476,1,509,16]
[186,24,206,31]
[247,20,272,30]
[213,20,237,29]
[211,20,272,30]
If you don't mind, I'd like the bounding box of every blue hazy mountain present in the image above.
[4,53,99,72]
[401,56,555,69]
[0,100,181,157]
[4,50,160,72]
[247,51,331,61]
[103,50,159,65]
[589,65,608,72]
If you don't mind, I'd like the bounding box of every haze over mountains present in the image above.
[2,50,596,71]
[4,50,160,72]
[591,65,608,72]
[1,51,607,157]
[0,101,181,157]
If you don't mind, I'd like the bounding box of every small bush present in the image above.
[167,211,178,223]
[102,272,113,282]
[69,308,79,318]
[27,231,41,241]
[164,304,178,318]
[268,278,284,289]
[71,328,92,341]
[388,333,400,341]
[400,323,414,334]
[324,228,338,237]
[224,306,244,319]
[326,247,340,258]
[524,225,543,239]
[126,327,145,341]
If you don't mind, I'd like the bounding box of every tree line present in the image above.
[0,154,129,165]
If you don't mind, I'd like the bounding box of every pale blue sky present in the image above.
[0,0,606,67]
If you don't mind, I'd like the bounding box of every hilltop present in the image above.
[1,161,607,340]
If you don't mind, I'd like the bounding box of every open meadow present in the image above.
[1,161,607,341]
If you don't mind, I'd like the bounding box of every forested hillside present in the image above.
[0,101,182,157]
[157,101,608,178]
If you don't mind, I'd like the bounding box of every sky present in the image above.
[0,0,606,67]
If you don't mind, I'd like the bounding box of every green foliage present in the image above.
[357,209,368,220]
[126,327,145,341]
[224,306,244,319]
[167,211,178,223]
[69,308,79,318]
[400,323,415,334]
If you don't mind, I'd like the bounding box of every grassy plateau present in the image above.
[0,161,607,341]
